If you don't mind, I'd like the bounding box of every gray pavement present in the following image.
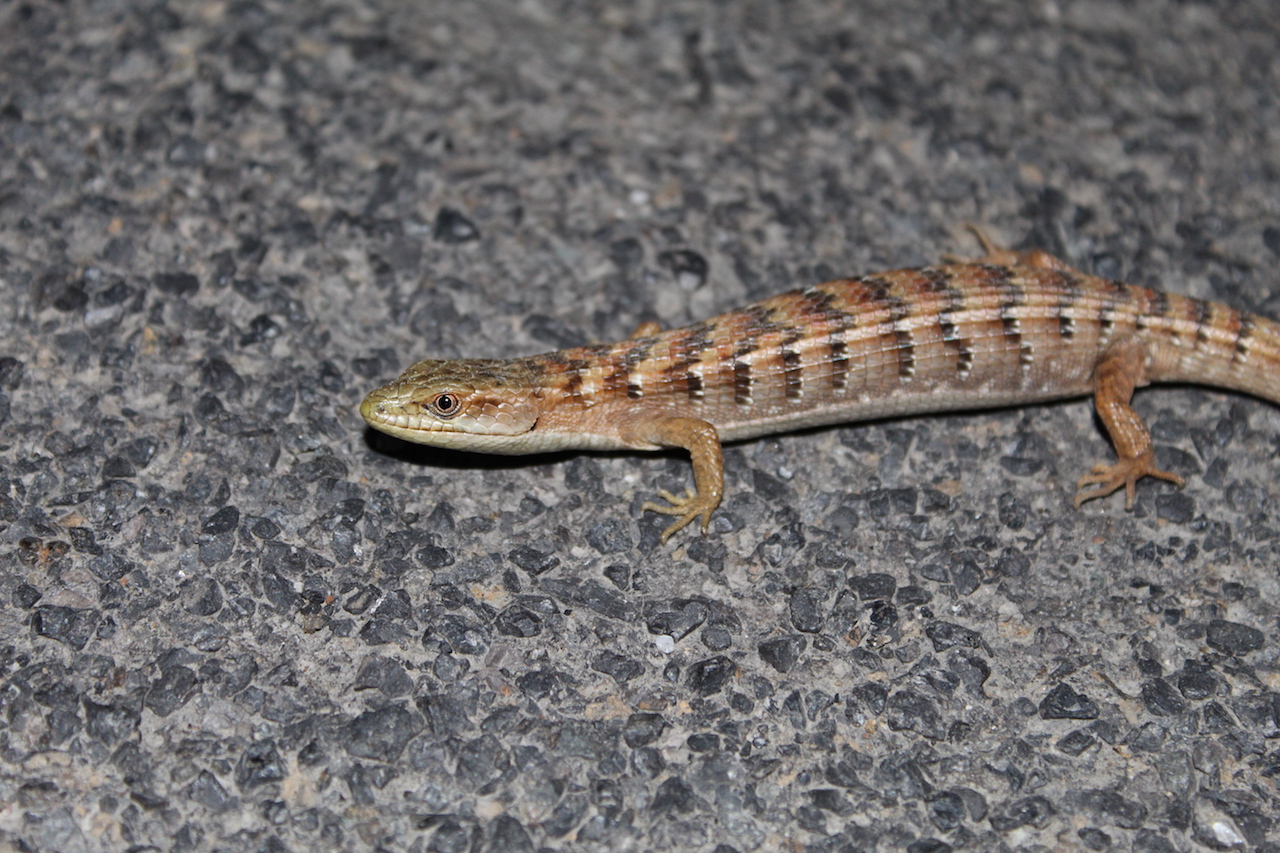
[2,1,1279,851]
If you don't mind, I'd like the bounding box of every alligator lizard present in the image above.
[361,238,1280,542]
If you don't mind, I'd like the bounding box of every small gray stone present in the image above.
[1205,619,1265,656]
[344,704,424,762]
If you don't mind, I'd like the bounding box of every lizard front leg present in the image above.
[622,416,724,542]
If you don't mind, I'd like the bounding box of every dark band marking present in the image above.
[1193,299,1212,351]
[563,357,588,402]
[728,305,779,406]
[1234,313,1255,363]
[677,322,714,358]
[1055,271,1081,340]
[797,286,841,318]
[602,360,628,399]
[893,305,916,379]
[859,275,893,304]
[993,270,1033,369]
[829,337,849,390]
[592,343,632,401]
[663,323,713,401]
[622,339,655,365]
[740,304,776,338]
[733,359,752,404]
[924,269,975,378]
[957,337,975,377]
[807,283,855,392]
[728,306,775,406]
[918,267,952,295]
[862,275,915,380]
[1098,306,1115,336]
[1139,290,1170,333]
[1099,280,1133,338]
[685,369,704,400]
[784,289,840,399]
[619,339,655,398]
[781,332,804,399]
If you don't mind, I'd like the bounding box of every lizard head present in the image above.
[360,359,548,454]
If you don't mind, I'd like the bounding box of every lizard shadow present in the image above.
[361,426,587,473]
[360,425,719,491]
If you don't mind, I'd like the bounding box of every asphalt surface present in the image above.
[2,1,1279,851]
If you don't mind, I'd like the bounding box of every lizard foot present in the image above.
[1073,454,1185,510]
[944,224,1074,271]
[642,488,715,543]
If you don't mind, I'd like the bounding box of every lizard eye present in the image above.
[431,393,461,418]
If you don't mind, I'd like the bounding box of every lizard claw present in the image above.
[642,488,715,543]
[1073,453,1185,509]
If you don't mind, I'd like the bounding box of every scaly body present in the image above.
[361,244,1280,541]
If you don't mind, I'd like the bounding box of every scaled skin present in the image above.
[362,244,1280,542]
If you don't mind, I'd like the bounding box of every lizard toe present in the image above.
[1073,455,1185,509]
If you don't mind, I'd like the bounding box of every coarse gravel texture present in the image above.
[2,1,1280,851]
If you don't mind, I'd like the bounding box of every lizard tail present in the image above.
[1145,297,1280,405]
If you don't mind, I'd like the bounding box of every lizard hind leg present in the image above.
[948,224,1076,272]
[630,321,663,339]
[1073,336,1185,509]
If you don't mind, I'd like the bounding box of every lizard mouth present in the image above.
[360,387,402,427]
[358,392,383,425]
[359,379,547,452]
[360,387,451,434]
